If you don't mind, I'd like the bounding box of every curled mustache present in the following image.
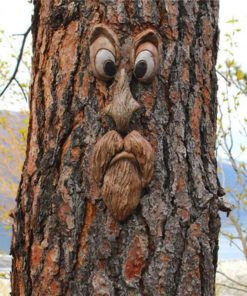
[91,130,154,220]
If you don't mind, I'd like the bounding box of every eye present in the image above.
[133,42,159,83]
[89,32,119,81]
[95,49,117,80]
[134,51,154,81]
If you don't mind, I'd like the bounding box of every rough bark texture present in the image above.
[11,1,221,295]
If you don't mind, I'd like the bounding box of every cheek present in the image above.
[141,88,156,111]
[101,159,142,221]
[130,80,157,111]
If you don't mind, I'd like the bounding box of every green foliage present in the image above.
[0,273,8,279]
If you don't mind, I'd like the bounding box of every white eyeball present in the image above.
[134,50,155,82]
[95,49,117,80]
[133,41,159,83]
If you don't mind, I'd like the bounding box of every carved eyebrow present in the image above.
[134,29,160,49]
[89,24,119,47]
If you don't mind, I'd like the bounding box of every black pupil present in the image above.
[104,60,116,77]
[134,60,147,79]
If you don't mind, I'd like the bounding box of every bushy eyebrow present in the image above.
[134,29,160,49]
[89,24,119,48]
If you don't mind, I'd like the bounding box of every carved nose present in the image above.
[105,69,140,133]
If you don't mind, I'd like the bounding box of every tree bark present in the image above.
[11,1,221,295]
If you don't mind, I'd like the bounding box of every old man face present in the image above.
[90,25,158,220]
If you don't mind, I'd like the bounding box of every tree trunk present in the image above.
[11,1,221,295]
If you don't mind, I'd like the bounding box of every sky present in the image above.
[0,0,246,160]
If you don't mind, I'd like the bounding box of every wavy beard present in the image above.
[101,159,142,221]
[91,130,154,221]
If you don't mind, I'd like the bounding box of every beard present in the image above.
[101,158,142,221]
[91,130,154,221]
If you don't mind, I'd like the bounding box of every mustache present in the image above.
[91,130,154,189]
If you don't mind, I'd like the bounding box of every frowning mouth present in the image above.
[109,151,137,168]
[91,130,154,220]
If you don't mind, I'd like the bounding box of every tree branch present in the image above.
[0,26,31,98]
[216,283,247,293]
[14,78,28,102]
[217,270,247,288]
[217,69,247,96]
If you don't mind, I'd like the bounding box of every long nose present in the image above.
[105,69,140,134]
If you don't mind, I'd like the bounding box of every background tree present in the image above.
[214,19,247,296]
[0,28,30,230]
[0,28,31,104]
[11,1,222,295]
[217,19,247,261]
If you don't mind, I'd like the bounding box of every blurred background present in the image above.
[0,1,246,295]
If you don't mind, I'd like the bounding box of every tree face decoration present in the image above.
[91,25,158,221]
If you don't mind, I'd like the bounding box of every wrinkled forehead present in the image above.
[86,1,161,34]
